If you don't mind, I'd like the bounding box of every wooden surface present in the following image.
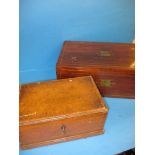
[56,41,135,98]
[19,76,108,149]
[20,98,135,155]
[57,41,135,69]
[21,130,103,150]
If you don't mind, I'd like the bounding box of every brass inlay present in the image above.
[98,51,111,57]
[100,80,112,87]
[130,61,135,68]
[71,56,77,61]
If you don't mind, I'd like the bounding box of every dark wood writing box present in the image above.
[56,41,135,98]
[19,76,108,149]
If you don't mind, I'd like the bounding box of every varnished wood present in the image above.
[56,41,135,98]
[21,130,103,149]
[19,76,108,149]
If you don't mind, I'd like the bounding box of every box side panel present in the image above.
[20,112,107,149]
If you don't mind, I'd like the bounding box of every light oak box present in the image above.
[56,41,135,98]
[19,76,108,149]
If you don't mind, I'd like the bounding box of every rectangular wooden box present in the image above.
[19,76,108,149]
[56,41,135,98]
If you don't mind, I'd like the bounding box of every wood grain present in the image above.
[19,76,108,149]
[21,130,104,150]
[56,41,135,98]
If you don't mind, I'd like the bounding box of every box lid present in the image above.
[19,76,108,126]
[57,41,135,74]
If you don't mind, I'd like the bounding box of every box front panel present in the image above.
[20,112,107,149]
[56,69,135,98]
[95,74,135,98]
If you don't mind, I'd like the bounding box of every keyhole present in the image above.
[61,125,66,134]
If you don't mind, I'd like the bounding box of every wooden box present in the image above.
[56,41,135,98]
[19,76,108,149]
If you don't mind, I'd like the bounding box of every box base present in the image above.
[20,129,104,150]
[102,94,135,99]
